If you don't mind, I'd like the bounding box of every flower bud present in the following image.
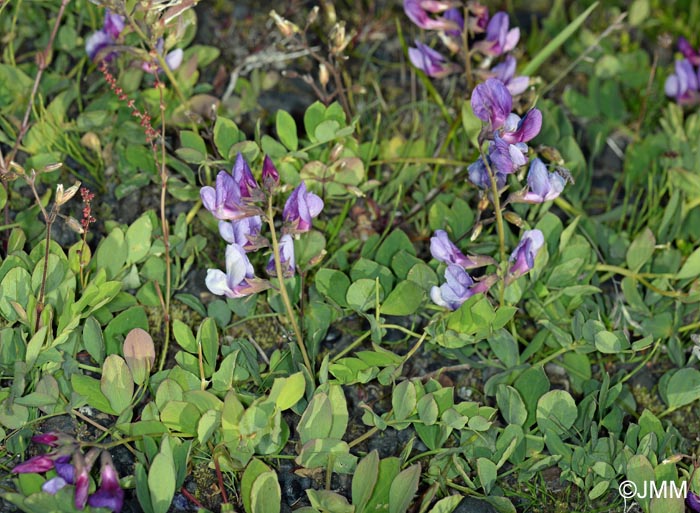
[318,63,330,88]
[56,182,81,206]
[123,328,155,385]
[307,5,320,25]
[270,10,299,37]
[503,211,524,228]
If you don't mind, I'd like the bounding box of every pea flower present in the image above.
[142,38,183,73]
[232,152,259,198]
[267,234,296,277]
[262,155,280,190]
[467,156,507,190]
[12,454,55,474]
[679,37,700,66]
[489,134,528,175]
[665,58,699,105]
[476,11,519,56]
[500,109,542,144]
[85,10,125,61]
[205,243,269,298]
[430,230,495,268]
[200,171,246,220]
[508,229,544,279]
[490,56,529,96]
[442,7,464,39]
[471,78,512,132]
[283,182,324,233]
[431,265,496,310]
[687,491,700,512]
[87,452,124,513]
[512,158,567,203]
[467,2,490,34]
[403,0,460,31]
[408,41,457,77]
[218,217,264,252]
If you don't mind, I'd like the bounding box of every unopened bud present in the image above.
[470,222,483,241]
[503,211,524,228]
[307,5,320,26]
[661,454,684,465]
[318,63,329,88]
[330,22,353,54]
[270,10,299,37]
[321,1,336,24]
[43,162,63,173]
[64,216,85,234]
[477,195,489,211]
[329,143,344,161]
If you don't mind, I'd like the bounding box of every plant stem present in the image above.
[480,150,507,306]
[266,196,314,378]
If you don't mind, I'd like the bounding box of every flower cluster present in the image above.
[429,228,545,310]
[665,37,700,105]
[201,153,323,299]
[467,79,546,190]
[404,1,528,94]
[85,9,183,72]
[12,433,124,512]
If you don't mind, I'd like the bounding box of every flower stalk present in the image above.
[266,195,314,378]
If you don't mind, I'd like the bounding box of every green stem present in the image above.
[266,196,314,378]
[480,149,506,306]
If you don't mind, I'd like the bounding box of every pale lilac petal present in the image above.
[225,244,251,286]
[471,78,512,130]
[503,27,520,53]
[665,75,680,97]
[103,10,125,39]
[43,477,68,495]
[85,30,113,60]
[200,186,217,213]
[165,48,183,70]
[527,158,549,197]
[506,75,529,96]
[205,269,231,296]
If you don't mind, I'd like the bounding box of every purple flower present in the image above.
[687,491,700,512]
[12,454,55,474]
[32,433,60,447]
[471,78,512,131]
[491,56,529,96]
[262,155,280,190]
[200,171,247,220]
[205,244,269,298]
[142,38,183,73]
[477,11,519,56]
[267,234,296,277]
[85,10,125,61]
[404,0,460,31]
[87,452,124,513]
[467,2,489,34]
[55,454,75,484]
[500,109,542,144]
[679,37,700,66]
[442,8,464,39]
[73,455,91,510]
[430,265,495,310]
[467,157,506,190]
[232,153,259,198]
[103,10,125,39]
[665,58,700,104]
[430,230,495,268]
[489,135,528,175]
[218,217,264,251]
[408,41,456,77]
[509,229,544,278]
[516,158,567,203]
[42,477,68,495]
[283,182,324,233]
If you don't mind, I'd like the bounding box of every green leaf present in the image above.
[149,438,176,513]
[625,454,655,511]
[477,457,497,494]
[101,355,134,413]
[71,374,116,415]
[126,214,153,265]
[536,390,576,436]
[380,280,424,316]
[677,247,700,279]
[594,330,629,353]
[626,227,655,272]
[352,451,379,513]
[242,459,271,513]
[276,110,298,151]
[665,368,700,410]
[389,464,420,513]
[496,385,527,426]
[523,2,599,75]
[0,267,31,322]
[268,372,305,410]
[95,228,127,279]
[160,401,200,435]
[213,117,243,158]
[307,490,353,513]
[294,231,325,269]
[176,131,207,163]
[346,278,382,312]
[392,381,417,421]
[316,268,351,307]
[82,316,105,364]
[375,230,415,267]
[427,496,463,513]
[172,319,197,353]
